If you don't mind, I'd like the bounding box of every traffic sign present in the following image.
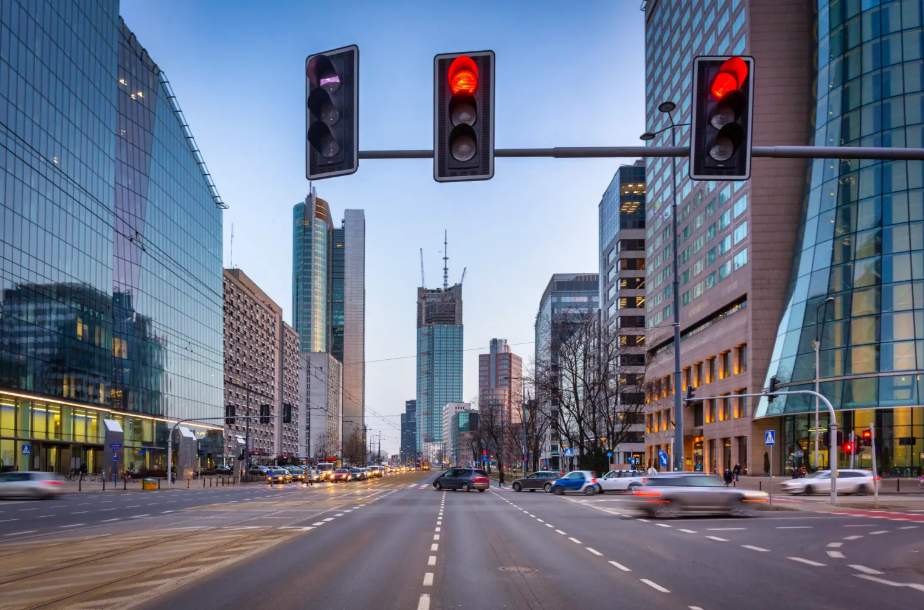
[606,451,613,458]
[110,443,122,449]
[658,450,669,467]
[21,444,30,455]
[563,448,574,457]
[113,454,119,462]
[481,454,488,462]
[765,430,776,446]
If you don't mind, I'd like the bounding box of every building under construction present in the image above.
[415,234,464,456]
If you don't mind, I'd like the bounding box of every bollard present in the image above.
[158,478,162,490]
[78,477,82,493]
[187,477,190,489]
[123,477,127,491]
[759,481,762,491]
[103,478,106,492]
[203,477,206,488]
[897,478,900,493]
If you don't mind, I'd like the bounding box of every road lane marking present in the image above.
[431,543,438,551]
[423,572,434,586]
[59,523,85,528]
[827,551,845,558]
[777,526,812,529]
[18,508,36,511]
[125,505,141,508]
[586,547,603,556]
[656,524,671,528]
[707,527,745,531]
[678,529,697,534]
[844,524,876,527]
[854,574,924,592]
[311,522,325,526]
[428,556,436,566]
[843,535,864,540]
[0,519,19,523]
[827,542,843,548]
[637,518,650,523]
[609,561,631,572]
[640,579,670,593]
[71,511,88,515]
[537,519,544,523]
[568,537,582,544]
[789,557,826,567]
[742,545,770,552]
[435,527,440,532]
[870,530,889,535]
[849,565,884,575]
[131,514,151,518]
[5,530,37,536]
[555,530,566,535]
[418,594,430,610]
[545,523,554,528]
[898,526,919,530]
[433,534,440,540]
[705,536,728,542]
[323,518,335,522]
[101,518,120,522]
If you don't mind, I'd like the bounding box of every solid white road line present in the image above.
[849,564,884,575]
[586,547,603,556]
[827,551,845,559]
[678,529,697,534]
[741,545,770,552]
[423,573,434,587]
[609,561,631,572]
[788,557,826,567]
[640,579,670,593]
[705,536,728,542]
[428,556,436,566]
[417,594,431,610]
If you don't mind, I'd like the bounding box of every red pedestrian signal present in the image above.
[434,50,495,182]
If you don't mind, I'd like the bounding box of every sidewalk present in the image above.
[734,475,924,496]
[58,475,255,494]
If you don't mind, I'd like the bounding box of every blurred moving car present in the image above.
[350,467,367,481]
[550,471,601,496]
[287,466,306,482]
[266,469,293,484]
[432,468,490,492]
[247,466,266,477]
[511,471,563,493]
[0,471,64,499]
[780,469,877,495]
[634,474,768,518]
[332,468,353,482]
[599,470,647,493]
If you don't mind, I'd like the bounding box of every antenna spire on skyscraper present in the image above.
[443,230,449,290]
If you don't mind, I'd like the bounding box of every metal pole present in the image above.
[522,396,527,477]
[670,125,684,472]
[870,423,879,508]
[769,443,773,508]
[814,341,820,470]
[850,430,855,469]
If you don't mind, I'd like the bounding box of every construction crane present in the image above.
[460,267,466,286]
[420,248,426,289]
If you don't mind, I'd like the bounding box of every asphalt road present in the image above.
[1,473,922,609]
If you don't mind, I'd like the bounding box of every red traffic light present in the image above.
[711,57,749,99]
[862,430,872,439]
[844,443,853,452]
[448,56,478,95]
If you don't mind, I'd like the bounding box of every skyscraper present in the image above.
[416,268,464,454]
[400,399,417,464]
[478,339,523,425]
[292,193,365,446]
[0,5,225,474]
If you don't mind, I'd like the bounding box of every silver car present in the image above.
[633,474,768,518]
[599,469,647,493]
[780,469,876,496]
[0,471,64,499]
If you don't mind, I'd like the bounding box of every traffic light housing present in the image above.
[823,429,844,447]
[434,50,495,182]
[306,45,359,180]
[684,386,699,409]
[225,404,236,425]
[862,429,872,447]
[843,441,854,453]
[690,56,754,180]
[260,404,270,425]
[283,403,292,424]
[766,376,779,401]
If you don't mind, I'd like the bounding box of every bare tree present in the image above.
[342,429,365,466]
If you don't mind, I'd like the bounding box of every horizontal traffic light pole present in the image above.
[359,146,924,161]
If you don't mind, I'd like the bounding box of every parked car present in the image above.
[0,471,64,499]
[511,471,563,493]
[599,470,648,493]
[248,466,267,477]
[550,471,601,496]
[634,474,768,518]
[332,468,353,482]
[780,469,877,495]
[433,468,490,492]
[266,469,293,484]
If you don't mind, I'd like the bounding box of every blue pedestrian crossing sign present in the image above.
[765,430,776,446]
[658,450,669,467]
[21,444,30,455]
[563,447,574,457]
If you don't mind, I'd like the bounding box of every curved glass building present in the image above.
[757,0,924,475]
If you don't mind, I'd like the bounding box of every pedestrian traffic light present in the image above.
[823,429,844,447]
[434,50,495,182]
[862,429,872,447]
[690,56,754,180]
[282,403,292,424]
[766,376,779,401]
[843,441,854,453]
[260,404,270,424]
[225,404,235,425]
[306,45,358,180]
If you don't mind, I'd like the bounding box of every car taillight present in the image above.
[473,477,489,483]
[876,476,881,481]
[590,478,597,484]
[40,481,62,485]
[634,489,661,497]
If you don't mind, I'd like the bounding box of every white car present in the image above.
[0,471,64,499]
[780,469,877,495]
[599,469,648,493]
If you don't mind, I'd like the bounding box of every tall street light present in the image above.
[813,296,835,470]
[641,101,689,472]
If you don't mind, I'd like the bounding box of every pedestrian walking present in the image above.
[732,463,741,487]
[647,466,658,476]
[170,464,177,484]
[723,468,733,487]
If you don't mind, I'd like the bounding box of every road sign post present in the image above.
[765,430,775,508]
[658,449,669,469]
[870,424,879,509]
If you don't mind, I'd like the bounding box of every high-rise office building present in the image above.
[599,162,648,466]
[642,0,812,474]
[416,280,464,454]
[756,0,924,474]
[534,274,600,468]
[299,352,342,460]
[400,399,417,464]
[478,339,523,425]
[292,192,365,446]
[0,4,225,474]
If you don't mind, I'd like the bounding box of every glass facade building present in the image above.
[0,1,225,474]
[758,0,924,476]
[400,399,417,463]
[292,189,330,353]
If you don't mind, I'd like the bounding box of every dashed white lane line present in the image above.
[869,530,889,535]
[640,579,670,593]
[789,557,826,567]
[435,527,441,532]
[637,518,650,523]
[741,545,770,552]
[555,530,567,535]
[843,535,864,540]
[431,543,439,551]
[586,547,603,556]
[568,537,582,544]
[705,536,728,542]
[844,524,876,527]
[311,522,325,526]
[609,560,631,572]
[71,511,88,515]
[678,529,697,534]
[707,527,745,531]
[323,518,335,522]
[0,519,19,523]
[545,523,554,528]
[537,519,544,523]
[428,556,436,566]
[101,518,120,522]
[827,542,843,548]
[433,534,440,540]
[4,530,36,536]
[827,551,845,559]
[423,573,434,587]
[59,524,85,528]
[898,526,919,530]
[777,526,812,529]
[656,524,671,528]
[849,565,884,575]
[690,606,705,610]
[417,594,431,610]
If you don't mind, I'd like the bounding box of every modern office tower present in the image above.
[299,352,342,460]
[223,269,300,461]
[400,400,417,464]
[642,0,812,473]
[293,189,332,354]
[416,279,464,454]
[534,274,600,469]
[450,409,479,465]
[478,339,523,425]
[0,5,225,474]
[599,162,648,467]
[443,402,473,464]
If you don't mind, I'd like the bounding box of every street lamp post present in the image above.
[641,101,689,472]
[813,296,835,470]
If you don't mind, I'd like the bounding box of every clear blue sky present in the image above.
[120,0,648,454]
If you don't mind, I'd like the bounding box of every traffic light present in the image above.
[306,45,359,180]
[843,441,854,453]
[225,404,235,425]
[684,386,699,409]
[260,404,270,424]
[823,429,844,447]
[766,376,779,401]
[862,429,872,447]
[434,50,495,182]
[690,56,754,180]
[282,403,292,424]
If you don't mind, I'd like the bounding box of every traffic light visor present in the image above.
[711,57,749,99]
[448,56,479,94]
[306,54,341,93]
